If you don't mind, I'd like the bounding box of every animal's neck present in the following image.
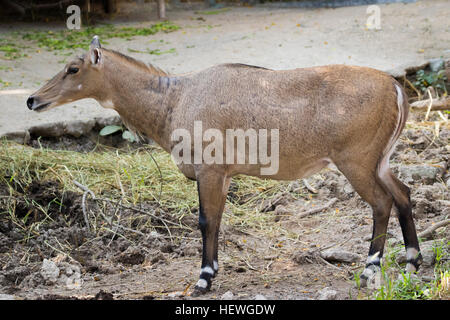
[99,61,179,152]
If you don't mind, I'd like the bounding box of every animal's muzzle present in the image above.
[26,96,35,110]
[27,96,51,111]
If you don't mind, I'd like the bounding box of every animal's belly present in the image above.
[270,157,332,180]
[230,157,332,181]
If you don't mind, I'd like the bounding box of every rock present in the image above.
[254,294,268,300]
[40,259,60,284]
[414,197,434,217]
[94,115,121,128]
[167,291,183,298]
[221,291,234,300]
[317,287,337,300]
[320,248,359,263]
[445,59,450,82]
[116,246,145,265]
[292,250,316,264]
[64,120,96,137]
[3,130,30,144]
[29,122,66,137]
[399,164,445,185]
[58,262,83,289]
[94,290,114,300]
[0,294,16,300]
[429,58,445,72]
[396,240,447,267]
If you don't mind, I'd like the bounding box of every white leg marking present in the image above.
[405,248,419,273]
[213,260,218,271]
[200,266,214,276]
[196,279,208,289]
[406,248,419,261]
[366,251,381,265]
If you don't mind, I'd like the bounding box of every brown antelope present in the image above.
[27,36,422,295]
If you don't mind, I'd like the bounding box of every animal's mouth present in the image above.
[32,102,52,112]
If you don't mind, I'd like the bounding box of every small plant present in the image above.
[414,69,448,96]
[368,240,450,300]
[99,125,136,143]
[127,47,176,55]
[18,21,180,53]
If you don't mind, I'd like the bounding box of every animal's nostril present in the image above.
[27,97,34,110]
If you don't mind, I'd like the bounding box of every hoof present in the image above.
[359,265,382,289]
[191,278,211,297]
[191,285,209,297]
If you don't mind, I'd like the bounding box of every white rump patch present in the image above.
[377,84,404,180]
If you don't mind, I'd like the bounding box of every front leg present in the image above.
[192,170,229,296]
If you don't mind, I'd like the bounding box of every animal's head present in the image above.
[27,36,105,112]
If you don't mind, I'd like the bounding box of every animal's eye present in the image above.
[67,67,79,74]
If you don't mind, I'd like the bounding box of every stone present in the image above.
[221,291,234,300]
[64,119,96,137]
[116,246,145,265]
[320,248,359,263]
[317,287,337,300]
[399,164,445,185]
[40,259,60,283]
[429,58,445,72]
[254,294,268,300]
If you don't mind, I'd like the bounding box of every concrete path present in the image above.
[0,0,449,142]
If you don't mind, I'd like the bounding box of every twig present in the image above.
[403,77,421,100]
[95,196,185,229]
[425,88,433,121]
[72,179,191,241]
[73,180,95,232]
[410,97,450,111]
[298,198,338,218]
[145,149,164,201]
[107,197,123,247]
[418,219,450,239]
[303,179,318,194]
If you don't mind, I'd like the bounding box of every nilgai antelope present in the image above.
[27,36,422,295]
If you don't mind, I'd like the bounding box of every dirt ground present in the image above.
[0,1,449,300]
[0,115,449,300]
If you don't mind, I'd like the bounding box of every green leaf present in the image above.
[122,130,136,142]
[99,125,123,136]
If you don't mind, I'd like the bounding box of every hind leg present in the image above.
[380,170,422,272]
[334,160,393,287]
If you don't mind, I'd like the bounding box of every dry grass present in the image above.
[0,139,301,242]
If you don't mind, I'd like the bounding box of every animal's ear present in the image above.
[90,35,101,50]
[90,48,101,65]
[89,36,102,65]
